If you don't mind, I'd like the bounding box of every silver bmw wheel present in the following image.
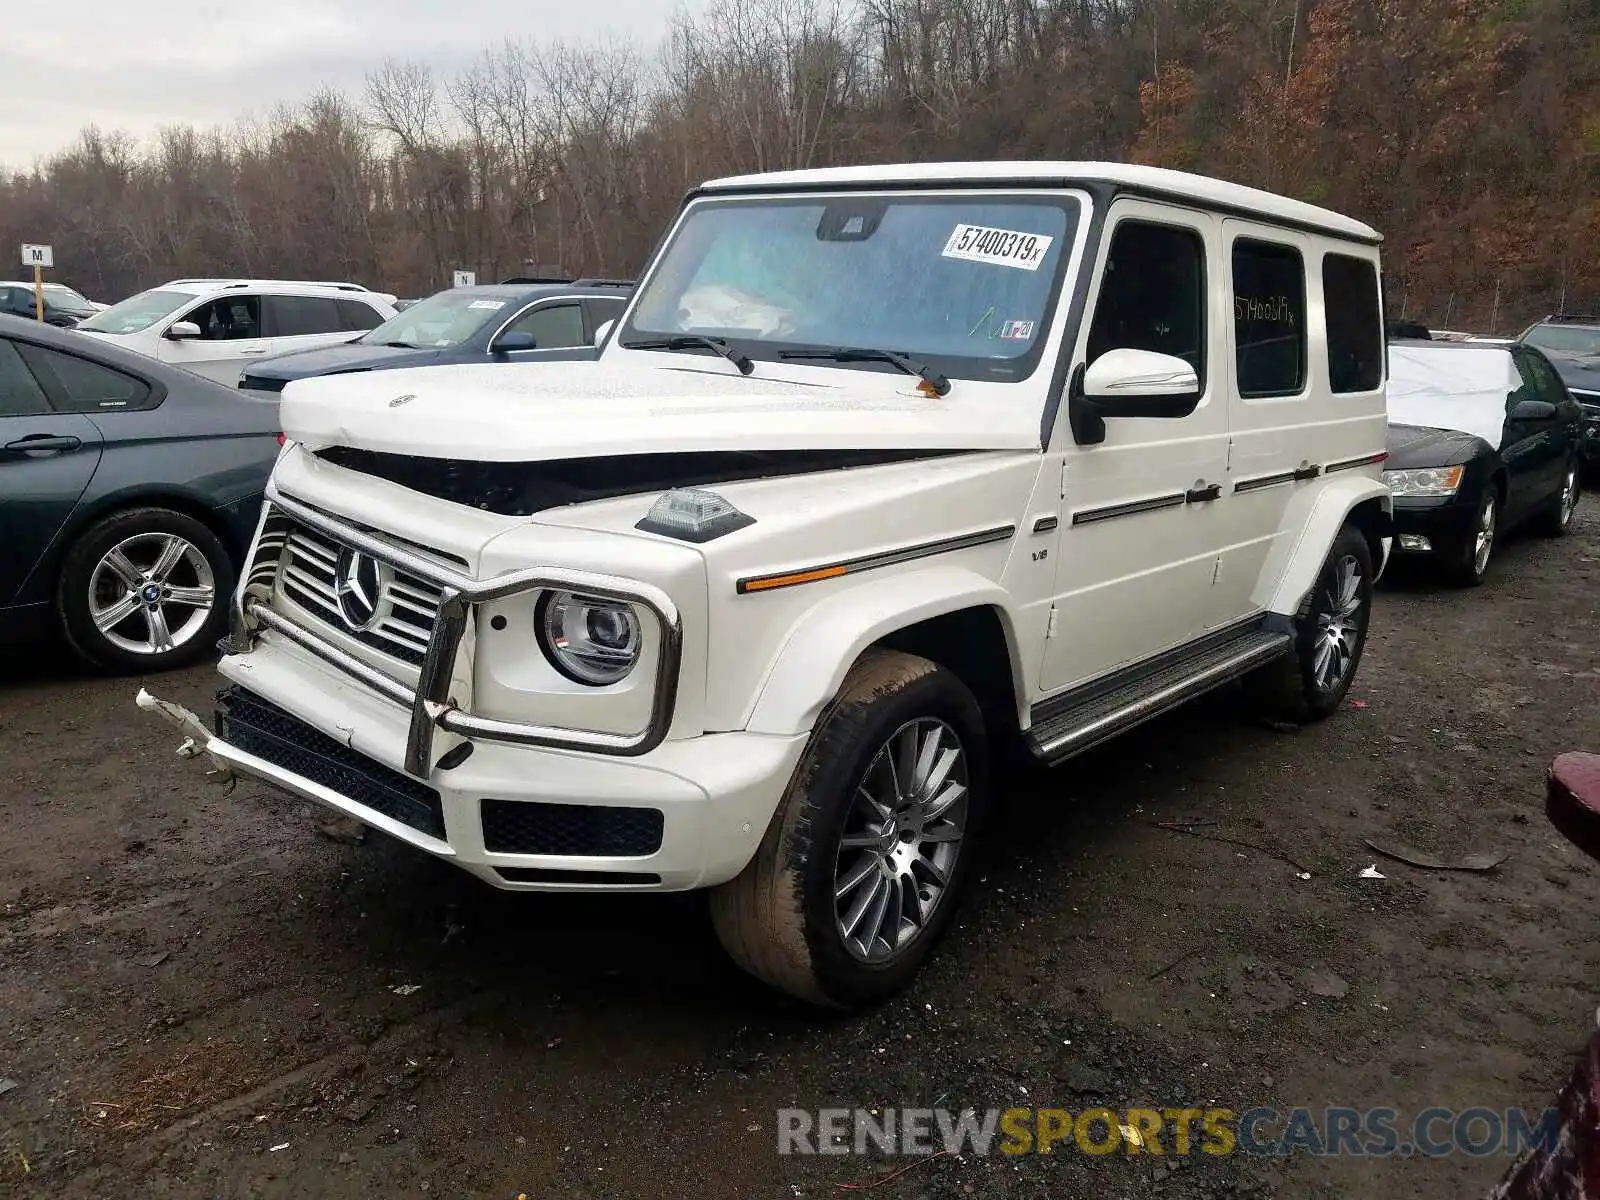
[88,533,217,656]
[1473,496,1497,576]
[1313,554,1364,693]
[833,717,969,965]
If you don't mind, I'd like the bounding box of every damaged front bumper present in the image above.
[139,634,807,892]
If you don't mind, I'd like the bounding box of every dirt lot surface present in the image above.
[3,510,1599,1200]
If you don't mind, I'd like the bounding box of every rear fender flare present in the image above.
[1254,475,1393,616]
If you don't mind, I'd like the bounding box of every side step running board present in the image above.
[1026,628,1292,764]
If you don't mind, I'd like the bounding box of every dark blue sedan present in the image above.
[0,314,280,672]
[238,279,632,391]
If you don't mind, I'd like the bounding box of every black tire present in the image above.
[1245,524,1374,722]
[709,650,989,1009]
[1442,488,1497,588]
[57,506,234,673]
[1532,459,1581,538]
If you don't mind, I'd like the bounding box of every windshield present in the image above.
[359,291,511,348]
[620,192,1080,381]
[44,286,95,316]
[1523,324,1600,357]
[77,288,193,334]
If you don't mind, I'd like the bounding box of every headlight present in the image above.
[537,591,642,686]
[1383,466,1464,498]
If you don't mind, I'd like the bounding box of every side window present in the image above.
[589,297,627,328]
[0,340,52,415]
[1322,254,1382,394]
[1232,239,1307,398]
[1085,221,1206,384]
[503,302,586,349]
[16,343,152,412]
[336,298,384,332]
[187,296,261,341]
[1524,353,1569,405]
[264,295,344,337]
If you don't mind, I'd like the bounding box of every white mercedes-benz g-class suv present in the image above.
[142,162,1392,1007]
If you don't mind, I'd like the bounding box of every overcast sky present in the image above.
[2,0,700,167]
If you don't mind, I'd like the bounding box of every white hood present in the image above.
[279,360,1040,461]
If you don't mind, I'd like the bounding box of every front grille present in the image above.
[480,798,663,856]
[216,686,445,839]
[276,523,445,666]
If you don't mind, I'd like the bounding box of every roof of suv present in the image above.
[157,279,399,305]
[695,161,1382,244]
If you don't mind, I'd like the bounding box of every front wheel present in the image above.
[1443,489,1497,587]
[709,650,988,1008]
[1246,524,1374,722]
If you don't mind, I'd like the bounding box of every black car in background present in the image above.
[1518,315,1600,475]
[238,279,631,392]
[0,281,99,327]
[0,315,280,672]
[1384,339,1583,585]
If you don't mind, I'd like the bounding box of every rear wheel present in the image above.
[709,650,988,1008]
[57,507,233,673]
[1533,460,1580,538]
[1246,524,1373,722]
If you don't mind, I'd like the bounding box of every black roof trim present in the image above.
[682,174,1383,246]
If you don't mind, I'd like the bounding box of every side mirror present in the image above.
[1510,398,1557,422]
[593,319,615,348]
[1082,348,1200,404]
[166,321,202,340]
[493,331,538,354]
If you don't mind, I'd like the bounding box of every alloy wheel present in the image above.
[1560,468,1579,527]
[1474,497,1497,576]
[833,718,969,964]
[1312,554,1364,693]
[88,533,217,656]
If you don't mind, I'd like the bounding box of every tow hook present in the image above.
[135,689,236,789]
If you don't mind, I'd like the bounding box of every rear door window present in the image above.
[263,295,344,337]
[1232,239,1307,398]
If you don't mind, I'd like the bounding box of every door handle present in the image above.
[3,434,81,454]
[1293,464,1322,481]
[1186,483,1221,503]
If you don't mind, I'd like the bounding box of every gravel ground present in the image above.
[2,508,1598,1200]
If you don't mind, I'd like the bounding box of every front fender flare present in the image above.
[744,566,1024,737]
[1254,475,1393,615]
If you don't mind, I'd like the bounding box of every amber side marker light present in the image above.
[739,565,848,593]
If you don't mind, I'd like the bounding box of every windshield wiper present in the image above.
[371,340,423,349]
[621,334,753,376]
[778,347,950,396]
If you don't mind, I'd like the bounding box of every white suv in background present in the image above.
[75,280,398,385]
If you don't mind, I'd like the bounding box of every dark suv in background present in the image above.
[238,278,631,392]
[1519,315,1600,474]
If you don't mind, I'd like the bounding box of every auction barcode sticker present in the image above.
[942,224,1053,271]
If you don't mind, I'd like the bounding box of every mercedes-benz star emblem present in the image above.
[333,547,386,631]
